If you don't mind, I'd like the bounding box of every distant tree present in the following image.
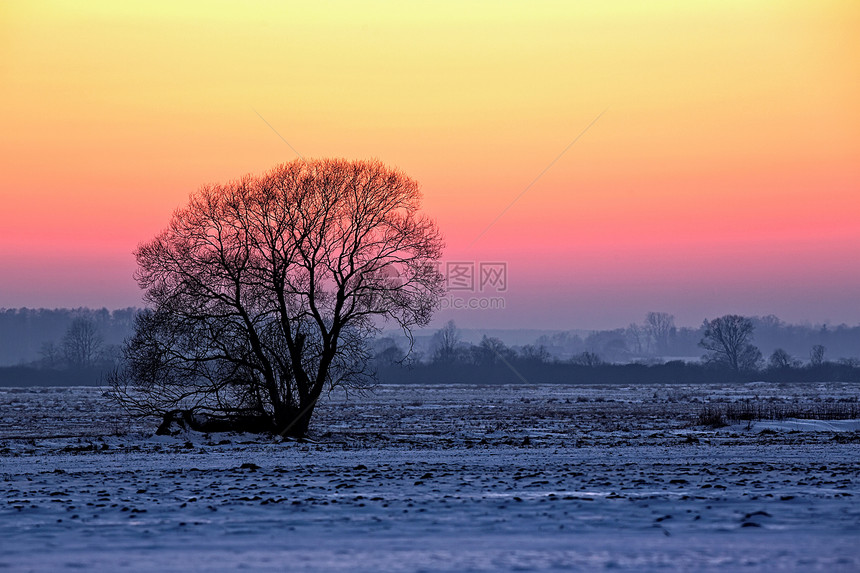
[536,331,585,359]
[626,323,646,355]
[39,341,63,368]
[768,348,800,369]
[371,337,407,365]
[572,351,604,367]
[756,314,783,331]
[111,158,444,437]
[645,312,675,356]
[471,336,515,367]
[0,307,139,367]
[699,315,762,372]
[810,344,826,366]
[519,344,551,364]
[584,329,629,362]
[374,344,406,366]
[431,320,461,364]
[62,318,103,368]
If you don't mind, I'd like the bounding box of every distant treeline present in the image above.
[371,317,860,385]
[3,307,860,386]
[527,314,860,363]
[395,314,860,365]
[7,308,860,368]
[0,308,138,367]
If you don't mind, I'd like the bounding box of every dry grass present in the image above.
[699,399,860,428]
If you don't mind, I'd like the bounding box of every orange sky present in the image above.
[1,1,858,328]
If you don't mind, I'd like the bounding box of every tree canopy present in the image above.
[112,158,444,437]
[699,315,762,372]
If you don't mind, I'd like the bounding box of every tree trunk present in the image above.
[276,403,317,438]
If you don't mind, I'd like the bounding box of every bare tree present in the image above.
[63,318,103,368]
[810,344,826,366]
[768,348,800,369]
[431,320,461,363]
[519,344,551,363]
[626,323,646,356]
[645,312,675,356]
[699,315,762,372]
[572,351,604,367]
[472,335,516,367]
[111,159,445,437]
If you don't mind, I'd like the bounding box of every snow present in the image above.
[1,382,859,571]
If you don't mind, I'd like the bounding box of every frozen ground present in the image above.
[1,382,859,572]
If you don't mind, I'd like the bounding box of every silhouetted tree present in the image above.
[111,159,444,437]
[471,336,515,367]
[768,348,800,369]
[810,344,826,366]
[699,315,762,372]
[431,320,461,364]
[62,318,103,368]
[645,312,675,356]
[519,344,551,364]
[626,323,646,355]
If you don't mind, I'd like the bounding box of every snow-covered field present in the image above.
[2,382,859,572]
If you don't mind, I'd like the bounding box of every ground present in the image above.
[1,382,859,571]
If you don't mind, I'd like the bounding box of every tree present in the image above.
[810,344,826,366]
[625,323,646,356]
[645,312,675,356]
[584,329,628,363]
[62,317,103,368]
[572,351,604,367]
[431,320,461,363]
[768,348,800,369]
[371,336,407,366]
[470,336,515,367]
[519,344,551,364]
[699,315,762,372]
[111,159,445,437]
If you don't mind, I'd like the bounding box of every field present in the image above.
[2,382,859,572]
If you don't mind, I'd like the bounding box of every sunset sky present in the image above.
[2,1,858,329]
